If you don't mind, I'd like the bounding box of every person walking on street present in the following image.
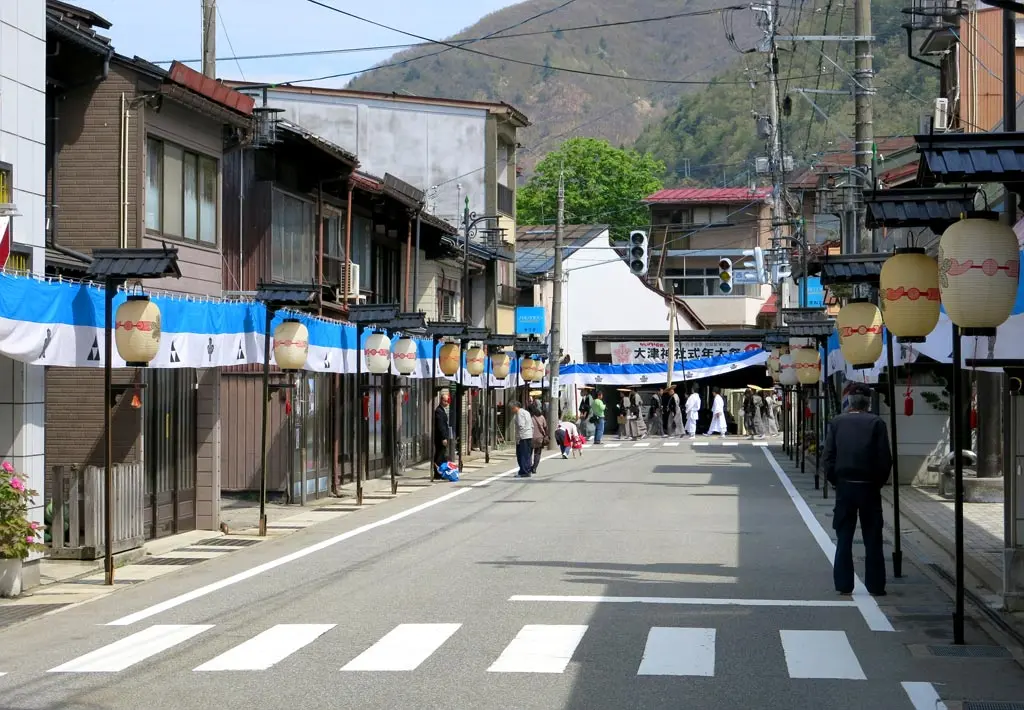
[577,389,594,438]
[510,401,534,478]
[684,386,700,438]
[433,388,452,481]
[591,391,607,444]
[555,417,580,458]
[823,383,892,596]
[705,387,727,436]
[529,402,548,474]
[648,388,664,436]
[765,390,780,436]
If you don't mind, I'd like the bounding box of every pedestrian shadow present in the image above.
[478,558,738,588]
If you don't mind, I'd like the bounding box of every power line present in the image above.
[215,3,245,81]
[300,0,756,86]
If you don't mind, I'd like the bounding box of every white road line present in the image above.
[637,627,715,677]
[761,448,895,633]
[341,624,461,672]
[194,624,335,671]
[692,442,709,447]
[488,624,588,674]
[752,441,768,446]
[509,594,856,608]
[109,463,533,627]
[603,443,622,448]
[722,442,739,447]
[633,443,651,448]
[49,625,212,673]
[901,682,948,709]
[664,442,680,447]
[471,453,560,487]
[779,630,866,680]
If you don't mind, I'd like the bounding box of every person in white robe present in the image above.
[670,386,684,436]
[706,387,727,435]
[684,386,701,438]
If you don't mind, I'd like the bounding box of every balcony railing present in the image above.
[497,183,514,217]
[498,284,518,305]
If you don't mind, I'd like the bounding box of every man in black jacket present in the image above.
[433,388,452,480]
[823,383,893,596]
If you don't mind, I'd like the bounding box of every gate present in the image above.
[143,369,197,538]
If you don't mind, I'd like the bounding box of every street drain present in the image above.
[193,538,260,547]
[134,557,208,566]
[927,645,1012,658]
[963,703,1024,709]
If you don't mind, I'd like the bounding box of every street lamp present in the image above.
[424,321,469,481]
[86,247,181,585]
[380,312,427,494]
[459,326,490,471]
[483,335,516,463]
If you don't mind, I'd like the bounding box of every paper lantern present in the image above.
[767,347,783,374]
[792,346,820,385]
[438,342,460,377]
[490,352,511,379]
[939,216,1020,335]
[466,347,486,376]
[392,337,418,375]
[879,247,940,343]
[779,354,798,386]
[837,300,883,370]
[362,332,391,374]
[115,295,162,366]
[274,319,308,371]
[521,357,541,382]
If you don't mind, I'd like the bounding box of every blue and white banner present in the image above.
[558,349,769,386]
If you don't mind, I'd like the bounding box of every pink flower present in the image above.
[29,521,40,530]
[1,461,13,473]
[25,536,34,544]
[9,476,24,492]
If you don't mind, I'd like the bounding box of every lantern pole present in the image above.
[258,303,272,536]
[952,323,966,644]
[103,278,115,585]
[431,335,438,481]
[355,323,364,506]
[822,337,831,499]
[885,329,904,577]
[800,384,807,474]
[484,350,491,464]
[457,336,467,473]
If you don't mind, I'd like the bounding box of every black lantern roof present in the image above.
[864,186,978,232]
[807,254,886,286]
[87,247,181,281]
[254,281,319,306]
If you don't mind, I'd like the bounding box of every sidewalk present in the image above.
[0,447,518,630]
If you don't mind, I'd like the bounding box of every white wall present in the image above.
[0,0,46,573]
[257,90,488,225]
[537,230,697,363]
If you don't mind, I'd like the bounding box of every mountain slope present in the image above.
[346,0,760,166]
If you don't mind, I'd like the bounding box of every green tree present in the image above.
[516,137,664,241]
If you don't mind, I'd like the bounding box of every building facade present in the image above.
[0,0,47,586]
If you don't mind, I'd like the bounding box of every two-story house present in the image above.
[645,187,774,328]
[222,83,526,336]
[44,2,253,541]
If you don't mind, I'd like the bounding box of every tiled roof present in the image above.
[87,248,181,280]
[46,0,113,56]
[809,254,887,286]
[916,131,1024,183]
[278,120,357,165]
[515,224,609,275]
[864,187,978,231]
[167,62,255,116]
[645,187,772,204]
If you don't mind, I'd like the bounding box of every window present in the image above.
[0,166,10,204]
[146,137,219,244]
[322,210,346,286]
[351,215,373,290]
[438,277,459,321]
[668,267,754,297]
[271,189,315,283]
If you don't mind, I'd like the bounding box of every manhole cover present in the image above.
[0,604,69,627]
[963,703,1024,709]
[134,556,207,566]
[193,538,260,547]
[928,645,1012,658]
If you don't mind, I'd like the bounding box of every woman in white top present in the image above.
[556,419,581,458]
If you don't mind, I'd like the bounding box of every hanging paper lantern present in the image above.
[392,337,418,375]
[363,332,392,374]
[274,319,309,371]
[439,342,460,377]
[490,352,511,379]
[779,354,798,386]
[466,346,486,376]
[115,295,162,366]
[767,347,783,375]
[521,357,541,382]
[939,216,1021,335]
[792,346,820,385]
[837,299,883,370]
[880,247,940,343]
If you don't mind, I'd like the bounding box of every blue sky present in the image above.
[82,0,518,87]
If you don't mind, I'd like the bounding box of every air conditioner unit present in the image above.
[933,98,949,132]
[346,263,360,298]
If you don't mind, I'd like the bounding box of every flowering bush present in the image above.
[0,461,45,560]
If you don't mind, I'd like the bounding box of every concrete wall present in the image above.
[256,89,489,224]
[879,385,951,486]
[0,0,46,579]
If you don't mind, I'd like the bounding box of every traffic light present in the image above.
[753,247,766,284]
[628,230,649,276]
[718,257,733,294]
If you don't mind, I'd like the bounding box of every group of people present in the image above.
[643,386,727,439]
[510,401,586,478]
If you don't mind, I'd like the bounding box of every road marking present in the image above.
[509,594,856,608]
[633,443,651,448]
[664,442,680,447]
[722,442,739,447]
[693,442,709,447]
[109,462,539,627]
[902,682,948,709]
[194,624,335,671]
[780,630,866,679]
[603,443,622,448]
[49,625,212,673]
[637,627,715,677]
[471,453,560,487]
[761,448,894,633]
[341,623,461,671]
[487,624,587,674]
[752,441,768,446]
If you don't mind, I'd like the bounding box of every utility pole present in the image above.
[666,297,676,386]
[201,0,216,79]
[546,170,564,449]
[853,0,874,253]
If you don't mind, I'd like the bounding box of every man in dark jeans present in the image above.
[822,383,893,596]
[509,400,534,478]
[433,388,452,480]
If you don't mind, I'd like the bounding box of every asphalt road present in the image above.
[2,440,1024,709]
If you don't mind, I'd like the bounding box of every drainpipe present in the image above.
[344,182,354,305]
[318,181,325,314]
[404,216,412,310]
[413,208,422,310]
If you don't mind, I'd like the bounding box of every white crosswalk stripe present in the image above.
[37,623,866,680]
[637,627,715,677]
[195,624,335,671]
[342,623,461,671]
[487,624,588,673]
[780,630,866,680]
[49,625,212,673]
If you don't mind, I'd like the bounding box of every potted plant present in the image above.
[0,461,45,597]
